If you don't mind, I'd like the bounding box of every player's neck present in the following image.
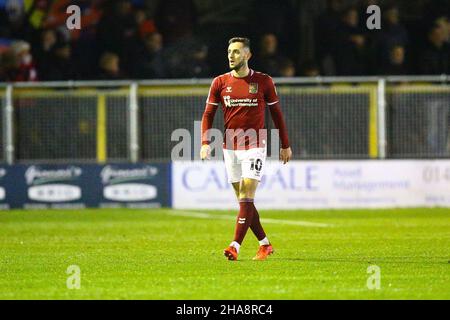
[231,66,250,78]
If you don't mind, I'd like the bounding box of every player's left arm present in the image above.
[265,76,292,164]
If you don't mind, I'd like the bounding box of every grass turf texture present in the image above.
[0,208,449,299]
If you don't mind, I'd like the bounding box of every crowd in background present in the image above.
[0,0,448,82]
[315,0,449,76]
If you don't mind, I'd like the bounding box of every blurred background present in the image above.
[0,0,448,82]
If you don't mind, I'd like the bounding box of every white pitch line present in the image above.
[166,210,332,228]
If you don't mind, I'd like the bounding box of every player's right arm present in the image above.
[200,77,221,160]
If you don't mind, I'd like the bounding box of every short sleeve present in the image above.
[206,77,221,105]
[264,76,279,106]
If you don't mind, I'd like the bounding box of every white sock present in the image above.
[230,241,240,253]
[259,237,270,246]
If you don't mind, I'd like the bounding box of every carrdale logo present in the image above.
[25,166,82,185]
[100,166,158,185]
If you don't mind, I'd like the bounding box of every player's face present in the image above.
[228,42,250,71]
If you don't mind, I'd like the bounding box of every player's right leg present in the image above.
[232,181,267,244]
[222,177,259,260]
[223,149,242,260]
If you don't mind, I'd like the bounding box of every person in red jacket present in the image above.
[10,41,38,82]
[200,37,292,261]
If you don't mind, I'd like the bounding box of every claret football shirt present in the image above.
[202,69,289,150]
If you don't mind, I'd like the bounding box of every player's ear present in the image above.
[247,51,252,61]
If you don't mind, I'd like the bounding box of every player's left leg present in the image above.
[239,148,273,260]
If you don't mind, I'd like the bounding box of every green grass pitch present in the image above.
[0,208,449,299]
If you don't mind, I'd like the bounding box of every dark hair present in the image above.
[228,37,251,49]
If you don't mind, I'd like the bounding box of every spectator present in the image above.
[97,52,123,80]
[253,33,290,77]
[380,45,409,75]
[44,41,78,80]
[134,7,157,39]
[374,4,409,66]
[279,58,296,77]
[314,0,343,75]
[434,16,449,44]
[189,43,210,78]
[9,40,37,81]
[300,60,320,77]
[164,37,210,78]
[417,24,449,74]
[334,6,369,75]
[97,0,136,58]
[154,0,197,45]
[33,29,57,78]
[131,32,167,79]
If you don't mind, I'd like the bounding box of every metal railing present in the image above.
[1,75,449,164]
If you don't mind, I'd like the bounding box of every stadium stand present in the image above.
[0,0,448,81]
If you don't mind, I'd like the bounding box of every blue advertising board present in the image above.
[0,163,170,209]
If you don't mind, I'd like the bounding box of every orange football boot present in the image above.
[253,244,274,261]
[223,246,238,261]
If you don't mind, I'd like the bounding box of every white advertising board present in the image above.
[172,160,450,209]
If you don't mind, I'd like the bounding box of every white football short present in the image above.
[223,147,267,183]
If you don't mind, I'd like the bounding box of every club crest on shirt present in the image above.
[249,83,258,94]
